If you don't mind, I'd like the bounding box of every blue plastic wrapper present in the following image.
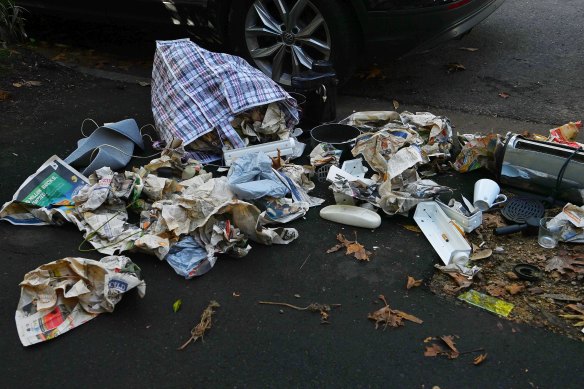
[227,152,290,200]
[165,236,212,279]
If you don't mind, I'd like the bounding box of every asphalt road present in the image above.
[344,0,584,125]
[1,1,584,388]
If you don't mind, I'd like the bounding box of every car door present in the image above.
[110,0,209,27]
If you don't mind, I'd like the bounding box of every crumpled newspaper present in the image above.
[548,203,584,243]
[400,111,453,156]
[452,133,502,173]
[15,255,146,346]
[309,143,343,168]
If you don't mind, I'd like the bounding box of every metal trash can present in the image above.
[498,134,584,204]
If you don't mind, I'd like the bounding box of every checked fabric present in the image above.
[152,39,298,162]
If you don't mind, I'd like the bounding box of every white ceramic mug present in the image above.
[473,179,507,211]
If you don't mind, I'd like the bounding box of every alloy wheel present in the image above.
[245,0,331,85]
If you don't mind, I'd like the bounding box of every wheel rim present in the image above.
[245,0,331,85]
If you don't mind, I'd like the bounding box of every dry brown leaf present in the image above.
[392,99,400,110]
[424,343,446,357]
[545,256,584,274]
[505,271,519,280]
[402,224,422,233]
[424,336,460,359]
[0,90,10,101]
[406,276,423,289]
[327,232,372,261]
[423,336,434,343]
[326,244,343,253]
[471,248,493,261]
[486,284,507,297]
[368,294,422,329]
[440,335,460,359]
[13,80,41,88]
[447,62,466,73]
[394,310,424,324]
[473,353,488,365]
[446,272,473,290]
[364,67,385,80]
[459,47,479,52]
[505,283,525,295]
[499,92,510,99]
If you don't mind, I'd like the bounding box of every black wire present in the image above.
[553,146,582,200]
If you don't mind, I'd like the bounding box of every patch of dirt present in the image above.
[430,203,584,342]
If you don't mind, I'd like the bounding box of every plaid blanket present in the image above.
[152,39,298,162]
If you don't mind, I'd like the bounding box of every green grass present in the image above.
[0,0,27,46]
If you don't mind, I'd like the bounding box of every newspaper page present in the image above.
[0,155,89,225]
[15,256,146,347]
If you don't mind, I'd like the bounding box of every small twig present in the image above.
[299,254,311,270]
[458,348,486,356]
[259,301,307,310]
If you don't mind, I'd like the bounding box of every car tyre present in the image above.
[229,0,360,86]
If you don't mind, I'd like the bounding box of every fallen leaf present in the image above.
[486,284,507,297]
[545,256,584,274]
[364,67,385,80]
[368,294,422,329]
[560,304,584,327]
[473,353,488,365]
[394,309,424,324]
[173,299,182,313]
[407,276,423,289]
[498,92,510,99]
[505,284,525,295]
[51,52,68,62]
[505,271,519,280]
[424,336,460,359]
[327,232,372,261]
[423,336,434,343]
[12,80,42,88]
[392,99,400,110]
[424,343,446,357]
[402,224,422,233]
[459,47,479,52]
[440,335,460,359]
[0,90,10,101]
[471,248,493,261]
[447,62,466,73]
[446,272,473,291]
[541,293,582,302]
[527,286,544,295]
[326,244,343,253]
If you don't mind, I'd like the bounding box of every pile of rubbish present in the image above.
[3,38,584,346]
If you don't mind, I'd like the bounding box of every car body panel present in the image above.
[18,0,505,61]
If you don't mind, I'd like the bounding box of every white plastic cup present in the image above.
[473,179,507,211]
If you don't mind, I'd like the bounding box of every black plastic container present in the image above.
[310,123,361,161]
[291,60,337,127]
